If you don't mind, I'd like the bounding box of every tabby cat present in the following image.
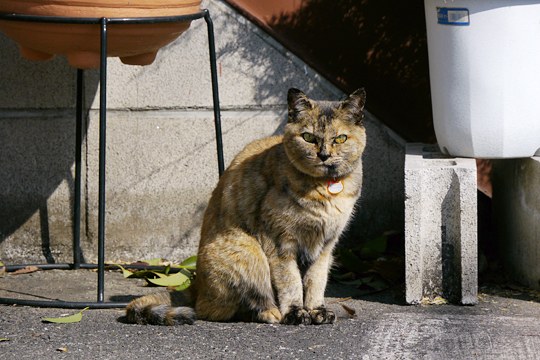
[126,88,367,325]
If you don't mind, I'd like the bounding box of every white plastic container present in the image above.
[425,0,540,158]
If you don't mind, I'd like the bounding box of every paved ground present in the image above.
[1,269,539,359]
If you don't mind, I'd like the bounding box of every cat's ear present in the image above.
[288,88,313,122]
[339,88,366,125]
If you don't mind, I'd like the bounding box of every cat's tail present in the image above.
[125,291,196,325]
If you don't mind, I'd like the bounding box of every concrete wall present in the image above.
[492,158,540,290]
[0,0,405,264]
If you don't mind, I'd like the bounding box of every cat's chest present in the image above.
[311,180,358,214]
[295,185,356,235]
[262,176,359,241]
[313,195,354,230]
[294,195,354,263]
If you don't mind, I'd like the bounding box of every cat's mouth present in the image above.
[320,163,340,177]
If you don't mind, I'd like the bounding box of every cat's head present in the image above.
[283,88,367,179]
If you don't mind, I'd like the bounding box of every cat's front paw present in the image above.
[309,306,336,325]
[282,306,312,325]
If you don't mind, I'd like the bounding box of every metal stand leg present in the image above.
[97,17,108,303]
[204,10,225,177]
[73,68,84,269]
[0,9,223,309]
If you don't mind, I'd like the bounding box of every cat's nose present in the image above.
[317,152,330,162]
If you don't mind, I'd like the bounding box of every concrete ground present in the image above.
[1,269,539,359]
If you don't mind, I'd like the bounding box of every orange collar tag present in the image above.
[327,180,344,195]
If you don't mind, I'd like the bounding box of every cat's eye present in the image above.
[302,132,317,143]
[334,134,348,144]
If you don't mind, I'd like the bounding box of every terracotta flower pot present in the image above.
[0,0,201,69]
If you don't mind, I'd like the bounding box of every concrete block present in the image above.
[492,158,540,290]
[405,144,478,305]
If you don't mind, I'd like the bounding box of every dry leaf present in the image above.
[420,296,448,305]
[341,304,357,318]
[56,347,68,352]
[328,297,352,304]
[431,296,448,305]
[115,264,135,278]
[11,266,39,275]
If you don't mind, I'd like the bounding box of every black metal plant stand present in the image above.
[0,10,224,309]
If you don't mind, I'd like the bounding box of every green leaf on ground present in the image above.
[118,256,196,291]
[42,307,89,324]
[0,338,10,342]
[116,264,135,278]
[173,278,191,292]
[178,255,197,270]
[116,265,176,280]
[147,272,190,287]
[149,271,168,279]
[142,258,165,266]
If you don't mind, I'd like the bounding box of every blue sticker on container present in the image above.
[437,7,470,26]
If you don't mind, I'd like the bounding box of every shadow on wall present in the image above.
[217,11,342,105]
[0,34,99,262]
[262,0,433,142]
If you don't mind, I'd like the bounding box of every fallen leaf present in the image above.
[56,347,68,352]
[11,266,39,275]
[150,271,169,279]
[420,296,448,305]
[171,278,191,292]
[147,272,189,287]
[140,258,166,267]
[328,297,353,304]
[42,307,89,324]
[177,255,197,270]
[341,304,357,318]
[116,264,134,278]
[0,261,5,277]
[431,296,448,305]
[0,338,10,342]
[115,265,167,280]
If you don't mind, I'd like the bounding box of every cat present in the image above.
[125,87,367,326]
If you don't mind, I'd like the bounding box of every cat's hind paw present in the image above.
[309,306,336,325]
[257,307,282,324]
[282,306,312,325]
